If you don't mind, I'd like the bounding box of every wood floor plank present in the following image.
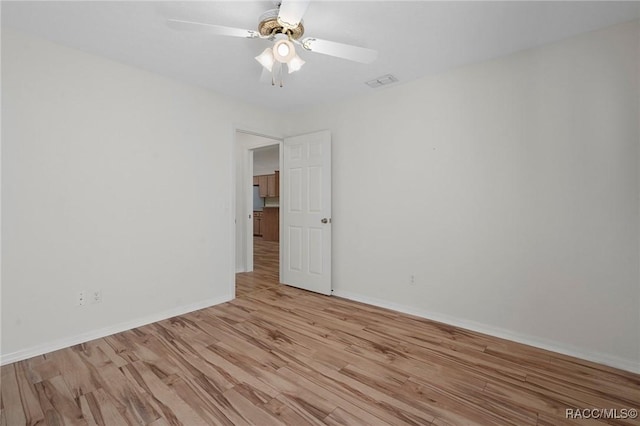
[190,345,281,399]
[151,373,236,426]
[123,360,210,425]
[87,388,136,426]
[272,394,329,426]
[146,418,172,426]
[324,406,391,426]
[1,364,28,426]
[38,376,85,426]
[283,355,437,425]
[12,361,47,425]
[81,340,130,369]
[22,356,61,385]
[277,364,406,426]
[96,366,160,425]
[399,378,537,426]
[266,347,422,426]
[57,350,104,400]
[32,380,65,425]
[263,397,323,426]
[232,298,359,353]
[149,331,238,397]
[2,237,639,425]
[482,380,583,420]
[77,392,103,426]
[220,386,285,426]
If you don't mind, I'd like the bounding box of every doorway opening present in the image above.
[234,129,333,298]
[234,131,282,297]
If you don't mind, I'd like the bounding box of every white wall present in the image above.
[284,20,640,372]
[253,145,280,176]
[1,29,281,362]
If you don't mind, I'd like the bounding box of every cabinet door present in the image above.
[262,208,279,241]
[253,215,261,236]
[258,175,268,197]
[267,174,277,197]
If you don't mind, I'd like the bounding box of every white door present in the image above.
[281,130,332,295]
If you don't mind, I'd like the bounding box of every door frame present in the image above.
[233,128,282,281]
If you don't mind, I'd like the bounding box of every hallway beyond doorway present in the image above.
[236,237,279,297]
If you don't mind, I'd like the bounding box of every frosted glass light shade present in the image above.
[287,54,305,73]
[255,48,274,72]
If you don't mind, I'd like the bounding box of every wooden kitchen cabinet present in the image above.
[267,174,276,197]
[258,175,269,197]
[255,172,280,198]
[262,207,279,241]
[253,211,263,236]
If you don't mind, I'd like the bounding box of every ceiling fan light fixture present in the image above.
[273,39,295,63]
[287,54,305,73]
[168,0,379,88]
[255,47,275,72]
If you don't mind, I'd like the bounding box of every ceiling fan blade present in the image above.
[300,37,378,64]
[277,0,310,29]
[167,19,260,39]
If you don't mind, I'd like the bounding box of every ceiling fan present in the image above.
[167,0,378,87]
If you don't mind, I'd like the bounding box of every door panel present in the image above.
[281,130,332,295]
[289,168,303,211]
[288,226,303,272]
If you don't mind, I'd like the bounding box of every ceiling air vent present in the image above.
[365,74,398,88]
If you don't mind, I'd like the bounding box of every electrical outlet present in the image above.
[92,290,102,304]
[77,291,86,306]
[410,275,416,285]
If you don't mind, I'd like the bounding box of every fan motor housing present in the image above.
[258,9,304,39]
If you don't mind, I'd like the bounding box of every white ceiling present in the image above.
[3,1,639,112]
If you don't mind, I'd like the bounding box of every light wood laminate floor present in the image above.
[1,238,639,425]
[236,237,280,297]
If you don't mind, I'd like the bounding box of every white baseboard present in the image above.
[332,289,640,375]
[0,294,233,366]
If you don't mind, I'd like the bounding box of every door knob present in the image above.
[321,218,329,224]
